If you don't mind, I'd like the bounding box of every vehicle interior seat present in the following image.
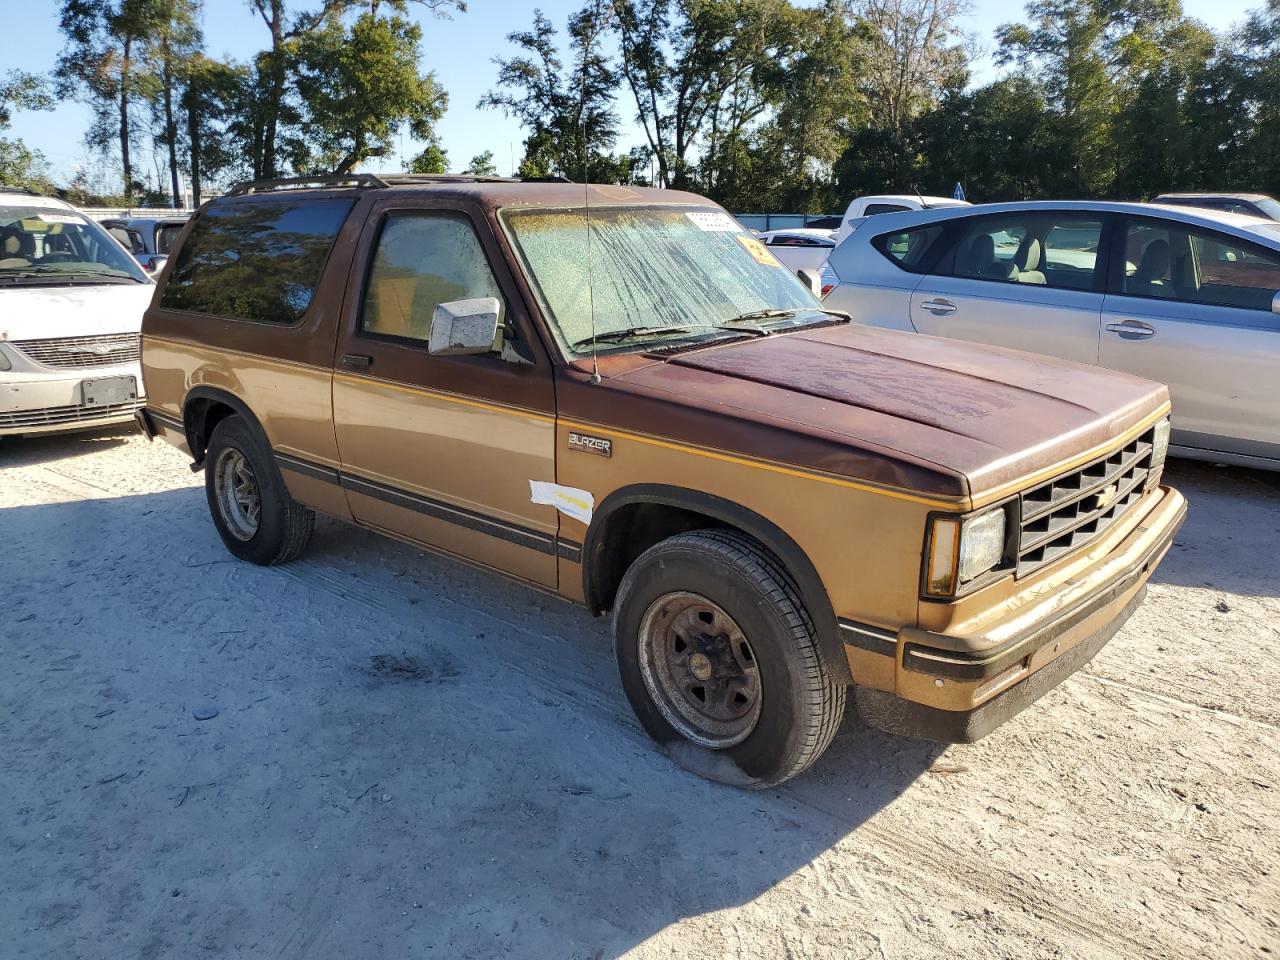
[969,234,1017,281]
[0,228,34,267]
[1013,238,1047,285]
[1129,239,1174,298]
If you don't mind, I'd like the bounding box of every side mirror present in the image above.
[429,297,501,356]
[1273,290,1280,316]
[143,255,167,274]
[797,268,822,298]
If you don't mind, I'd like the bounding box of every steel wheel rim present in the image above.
[213,447,261,541]
[637,591,762,749]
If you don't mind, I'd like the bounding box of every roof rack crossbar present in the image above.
[226,173,390,196]
[374,173,521,185]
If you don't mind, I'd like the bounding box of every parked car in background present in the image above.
[756,227,836,276]
[823,200,1280,470]
[139,174,1185,788]
[0,189,152,436]
[1152,192,1280,221]
[102,214,190,274]
[835,194,970,244]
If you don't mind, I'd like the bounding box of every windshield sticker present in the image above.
[530,480,594,525]
[685,211,739,232]
[737,234,782,267]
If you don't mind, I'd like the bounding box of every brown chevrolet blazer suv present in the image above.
[137,174,1187,788]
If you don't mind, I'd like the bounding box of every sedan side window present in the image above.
[360,213,507,344]
[1121,220,1280,312]
[940,216,1102,291]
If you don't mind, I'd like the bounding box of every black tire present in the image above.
[204,415,314,565]
[614,529,845,788]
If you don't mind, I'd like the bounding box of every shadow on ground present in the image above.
[2,482,943,959]
[0,425,136,468]
[1151,458,1280,598]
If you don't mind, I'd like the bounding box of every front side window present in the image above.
[941,216,1101,290]
[360,213,505,343]
[1121,219,1280,312]
[504,205,819,357]
[0,204,147,286]
[160,198,353,323]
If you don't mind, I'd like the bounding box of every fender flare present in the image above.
[182,386,270,467]
[583,484,851,684]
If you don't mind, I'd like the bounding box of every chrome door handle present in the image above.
[920,298,957,315]
[1105,321,1155,340]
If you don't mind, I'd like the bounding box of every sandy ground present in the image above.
[2,427,1278,959]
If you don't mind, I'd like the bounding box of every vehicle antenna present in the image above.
[913,184,930,210]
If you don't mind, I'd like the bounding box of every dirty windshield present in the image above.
[504,205,821,356]
[0,203,148,285]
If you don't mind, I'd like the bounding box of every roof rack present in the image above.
[226,173,390,196]
[375,173,521,186]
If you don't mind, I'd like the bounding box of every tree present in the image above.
[58,0,160,198]
[464,150,497,175]
[480,4,622,182]
[147,0,201,205]
[294,7,449,174]
[0,74,57,190]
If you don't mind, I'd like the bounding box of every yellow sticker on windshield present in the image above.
[737,234,782,268]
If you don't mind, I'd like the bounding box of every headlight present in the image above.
[926,508,1008,596]
[1148,417,1171,485]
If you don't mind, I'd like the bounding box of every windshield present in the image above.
[504,205,821,356]
[0,203,148,285]
[1255,198,1280,221]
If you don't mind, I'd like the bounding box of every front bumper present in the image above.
[850,485,1187,743]
[0,368,145,437]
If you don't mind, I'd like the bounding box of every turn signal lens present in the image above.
[926,518,960,595]
[1148,417,1171,488]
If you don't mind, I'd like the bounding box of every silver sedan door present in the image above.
[909,213,1105,365]
[1100,217,1280,463]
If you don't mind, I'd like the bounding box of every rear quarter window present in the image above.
[872,225,944,273]
[160,198,354,323]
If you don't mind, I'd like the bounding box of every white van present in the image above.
[834,194,971,244]
[0,190,154,437]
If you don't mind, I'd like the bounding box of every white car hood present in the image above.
[0,283,155,341]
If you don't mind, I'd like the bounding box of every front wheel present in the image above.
[614,529,845,788]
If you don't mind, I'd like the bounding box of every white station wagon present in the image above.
[0,190,153,437]
[823,200,1280,470]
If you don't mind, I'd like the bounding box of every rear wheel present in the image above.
[614,529,845,788]
[204,415,313,565]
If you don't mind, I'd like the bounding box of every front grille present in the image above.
[0,399,143,430]
[1016,426,1156,575]
[9,333,141,370]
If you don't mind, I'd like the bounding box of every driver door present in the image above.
[332,197,560,587]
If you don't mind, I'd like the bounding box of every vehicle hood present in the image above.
[0,283,154,341]
[610,323,1168,499]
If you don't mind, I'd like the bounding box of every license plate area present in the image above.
[80,376,138,407]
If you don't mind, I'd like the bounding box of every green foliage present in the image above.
[294,9,447,174]
[464,150,498,175]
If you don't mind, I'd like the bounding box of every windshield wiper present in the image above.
[725,307,851,326]
[572,322,769,350]
[0,269,140,285]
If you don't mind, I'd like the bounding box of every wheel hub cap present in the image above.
[213,447,261,542]
[636,591,762,749]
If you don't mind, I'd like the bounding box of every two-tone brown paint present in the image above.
[141,179,1186,737]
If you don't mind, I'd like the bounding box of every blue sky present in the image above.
[4,0,1262,188]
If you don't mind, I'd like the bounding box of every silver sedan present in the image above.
[822,200,1280,470]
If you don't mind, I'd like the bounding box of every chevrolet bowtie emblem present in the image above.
[1093,483,1119,511]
